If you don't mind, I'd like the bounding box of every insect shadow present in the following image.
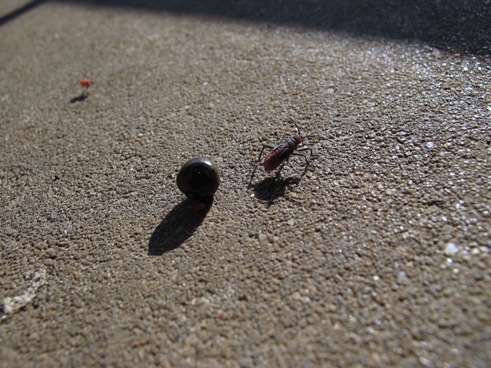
[148,198,212,255]
[70,93,88,103]
[252,177,299,206]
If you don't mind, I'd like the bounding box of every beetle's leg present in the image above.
[257,144,273,163]
[296,147,319,166]
[269,160,288,187]
[296,146,313,157]
[291,152,312,184]
[248,144,274,188]
[248,166,259,188]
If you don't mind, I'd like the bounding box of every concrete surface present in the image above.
[1,0,490,367]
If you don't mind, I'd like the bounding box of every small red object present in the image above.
[80,79,95,88]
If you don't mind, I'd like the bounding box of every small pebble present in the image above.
[444,242,459,257]
[397,271,407,284]
[473,273,484,281]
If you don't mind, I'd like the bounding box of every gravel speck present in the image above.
[444,242,459,257]
[397,271,407,285]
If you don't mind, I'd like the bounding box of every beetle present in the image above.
[249,119,314,187]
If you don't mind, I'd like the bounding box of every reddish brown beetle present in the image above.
[249,120,315,186]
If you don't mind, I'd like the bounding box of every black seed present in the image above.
[176,157,220,200]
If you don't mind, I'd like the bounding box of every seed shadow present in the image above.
[252,177,299,206]
[148,198,212,255]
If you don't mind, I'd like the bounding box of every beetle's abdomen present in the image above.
[263,135,304,172]
[264,150,285,171]
[263,141,290,172]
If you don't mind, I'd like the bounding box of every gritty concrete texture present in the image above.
[1,1,490,367]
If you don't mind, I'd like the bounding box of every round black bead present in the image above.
[176,157,220,200]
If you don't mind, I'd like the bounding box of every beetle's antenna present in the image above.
[286,116,302,135]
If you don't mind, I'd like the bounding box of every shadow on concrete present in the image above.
[148,198,212,255]
[0,0,46,26]
[252,177,299,206]
[61,0,491,56]
[1,0,489,56]
[69,93,88,103]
